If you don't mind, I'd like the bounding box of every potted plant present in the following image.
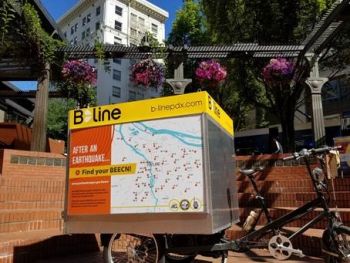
[262,57,294,85]
[58,59,97,108]
[195,59,227,89]
[130,58,165,89]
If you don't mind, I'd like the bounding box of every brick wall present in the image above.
[0,149,99,263]
[0,149,66,178]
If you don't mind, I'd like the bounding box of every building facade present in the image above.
[58,0,168,105]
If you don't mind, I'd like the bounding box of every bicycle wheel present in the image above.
[322,225,350,263]
[103,233,162,263]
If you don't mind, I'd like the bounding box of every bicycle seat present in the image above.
[239,169,256,176]
[239,167,264,177]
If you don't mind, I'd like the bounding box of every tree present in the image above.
[47,99,76,142]
[167,0,209,46]
[201,0,336,151]
[166,0,253,130]
[166,0,210,80]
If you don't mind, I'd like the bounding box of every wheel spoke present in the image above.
[105,233,159,263]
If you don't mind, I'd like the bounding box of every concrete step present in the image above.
[0,209,62,224]
[0,192,64,202]
[237,178,350,193]
[238,191,350,208]
[0,200,63,210]
[236,166,311,181]
[237,207,350,229]
[0,218,63,233]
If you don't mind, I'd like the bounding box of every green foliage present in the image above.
[94,39,105,61]
[57,82,97,109]
[22,3,63,64]
[47,98,76,141]
[168,0,209,46]
[200,0,338,150]
[0,1,64,66]
[0,0,16,45]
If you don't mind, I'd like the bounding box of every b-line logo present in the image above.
[73,107,122,125]
[208,95,220,119]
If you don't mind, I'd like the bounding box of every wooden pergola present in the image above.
[0,0,349,151]
[0,0,64,151]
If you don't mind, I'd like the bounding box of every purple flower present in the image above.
[61,60,97,86]
[262,58,294,84]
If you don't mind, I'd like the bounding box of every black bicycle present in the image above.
[103,146,350,263]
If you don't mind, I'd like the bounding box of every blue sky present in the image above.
[13,0,182,90]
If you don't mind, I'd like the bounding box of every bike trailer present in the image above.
[64,91,239,234]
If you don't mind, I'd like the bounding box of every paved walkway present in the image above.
[39,249,323,263]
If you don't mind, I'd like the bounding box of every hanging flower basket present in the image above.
[130,58,165,89]
[195,59,227,89]
[262,57,294,85]
[58,60,97,108]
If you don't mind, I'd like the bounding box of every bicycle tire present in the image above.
[322,225,350,263]
[164,253,196,263]
[103,233,162,263]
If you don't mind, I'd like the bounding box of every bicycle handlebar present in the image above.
[283,146,341,161]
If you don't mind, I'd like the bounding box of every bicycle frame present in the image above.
[237,155,334,249]
[164,150,338,256]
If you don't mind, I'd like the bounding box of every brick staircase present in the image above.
[225,154,350,257]
[0,149,99,263]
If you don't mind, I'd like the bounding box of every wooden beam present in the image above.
[30,63,50,152]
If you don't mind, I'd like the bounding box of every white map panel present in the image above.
[110,115,204,213]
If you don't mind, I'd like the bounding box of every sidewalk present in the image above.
[39,249,324,263]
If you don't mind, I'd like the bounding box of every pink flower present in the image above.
[131,58,164,88]
[195,60,227,88]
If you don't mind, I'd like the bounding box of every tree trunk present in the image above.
[280,101,296,153]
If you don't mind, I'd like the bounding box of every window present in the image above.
[71,23,78,35]
[113,58,121,64]
[96,6,101,16]
[115,21,122,31]
[138,17,145,27]
[86,27,90,36]
[151,23,158,35]
[63,32,67,38]
[130,28,137,37]
[87,13,91,23]
[82,17,86,26]
[131,13,137,23]
[73,36,77,45]
[112,86,121,97]
[82,31,85,40]
[115,6,122,16]
[114,36,122,44]
[95,22,100,31]
[113,69,121,81]
[129,91,136,100]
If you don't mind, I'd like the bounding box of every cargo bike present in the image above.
[64,92,350,263]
